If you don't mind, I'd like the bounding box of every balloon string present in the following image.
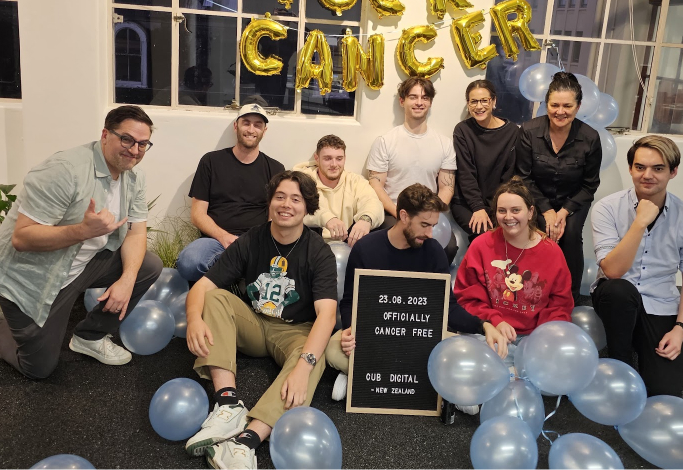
[541,395,562,444]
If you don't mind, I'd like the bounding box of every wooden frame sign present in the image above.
[346,269,450,416]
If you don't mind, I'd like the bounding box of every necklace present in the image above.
[271,232,301,261]
[504,236,532,272]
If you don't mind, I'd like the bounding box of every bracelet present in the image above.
[675,322,683,331]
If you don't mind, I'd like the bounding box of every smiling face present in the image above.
[629,146,678,201]
[234,114,267,150]
[401,210,439,248]
[100,119,152,180]
[269,179,306,229]
[467,87,496,124]
[315,146,346,185]
[546,90,580,131]
[399,84,432,122]
[496,192,534,241]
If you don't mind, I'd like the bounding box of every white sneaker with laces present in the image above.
[455,404,480,415]
[186,402,249,456]
[69,334,132,365]
[206,439,257,470]
[331,372,348,401]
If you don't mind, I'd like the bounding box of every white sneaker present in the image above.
[206,439,257,470]
[455,404,480,415]
[186,402,249,456]
[69,334,132,365]
[331,372,348,401]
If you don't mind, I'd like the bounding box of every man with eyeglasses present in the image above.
[0,105,163,379]
[366,77,459,263]
[176,103,285,282]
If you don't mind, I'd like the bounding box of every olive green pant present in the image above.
[194,289,326,428]
[325,329,349,375]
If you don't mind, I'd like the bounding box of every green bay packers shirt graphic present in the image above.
[247,255,301,320]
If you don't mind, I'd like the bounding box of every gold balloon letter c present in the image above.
[396,25,444,79]
[240,13,288,76]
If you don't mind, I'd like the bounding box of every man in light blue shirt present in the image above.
[0,106,163,379]
[591,135,682,397]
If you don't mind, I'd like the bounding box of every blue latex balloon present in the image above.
[329,242,351,301]
[536,101,547,117]
[513,337,528,379]
[119,300,175,355]
[571,305,607,351]
[569,358,646,426]
[481,380,545,438]
[149,378,209,441]
[141,268,189,306]
[519,63,561,102]
[574,74,600,120]
[549,433,623,469]
[270,407,342,469]
[167,291,188,338]
[31,454,95,469]
[524,321,599,396]
[470,416,538,469]
[428,335,509,406]
[579,257,598,296]
[83,288,106,312]
[589,93,620,128]
[596,127,617,170]
[432,213,452,249]
[618,395,683,469]
[451,220,468,268]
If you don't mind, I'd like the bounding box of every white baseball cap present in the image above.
[237,103,269,123]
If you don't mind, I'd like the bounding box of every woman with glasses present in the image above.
[451,80,518,245]
[516,72,602,303]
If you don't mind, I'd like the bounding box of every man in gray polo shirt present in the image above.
[591,135,682,397]
[0,105,163,379]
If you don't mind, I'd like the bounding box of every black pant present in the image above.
[592,278,683,397]
[536,204,589,301]
[450,202,492,246]
[0,249,163,379]
[379,212,458,265]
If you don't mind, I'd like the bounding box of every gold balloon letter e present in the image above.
[451,10,498,69]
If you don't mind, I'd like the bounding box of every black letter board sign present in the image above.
[347,269,450,416]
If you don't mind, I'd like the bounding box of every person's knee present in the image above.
[599,279,640,302]
[176,247,203,282]
[143,251,163,279]
[21,357,59,380]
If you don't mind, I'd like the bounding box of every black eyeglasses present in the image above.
[108,129,153,152]
[468,98,492,107]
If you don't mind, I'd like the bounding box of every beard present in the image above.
[403,226,425,249]
[236,131,263,149]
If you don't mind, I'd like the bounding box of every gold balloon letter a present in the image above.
[295,30,333,95]
[240,13,288,76]
[490,0,541,61]
[369,0,405,18]
[429,0,474,20]
[396,25,444,79]
[340,30,385,92]
[451,11,498,69]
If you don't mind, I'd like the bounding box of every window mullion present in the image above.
[641,0,669,133]
[170,0,180,108]
[234,0,243,106]
[295,0,306,115]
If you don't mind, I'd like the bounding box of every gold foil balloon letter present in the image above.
[369,0,405,18]
[490,0,541,61]
[396,25,444,78]
[317,0,358,16]
[340,30,385,91]
[451,11,497,69]
[429,0,474,20]
[295,30,333,95]
[240,13,288,76]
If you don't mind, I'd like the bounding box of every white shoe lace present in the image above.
[102,335,124,357]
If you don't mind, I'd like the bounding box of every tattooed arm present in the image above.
[437,169,455,205]
[367,170,396,218]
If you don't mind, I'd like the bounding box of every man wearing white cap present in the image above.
[177,103,285,281]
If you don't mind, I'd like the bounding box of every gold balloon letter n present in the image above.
[340,30,385,92]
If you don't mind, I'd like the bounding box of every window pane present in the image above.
[649,47,683,135]
[243,0,299,17]
[114,9,172,106]
[180,0,237,13]
[176,13,237,107]
[113,0,172,7]
[306,0,361,21]
[300,24,356,116]
[551,0,605,38]
[547,40,599,75]
[599,44,652,130]
[0,1,21,99]
[239,19,297,110]
[485,36,542,124]
[605,0,658,41]
[664,2,683,43]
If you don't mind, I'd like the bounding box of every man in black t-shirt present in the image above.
[185,171,338,470]
[177,103,285,281]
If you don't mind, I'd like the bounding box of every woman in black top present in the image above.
[516,72,602,302]
[451,80,518,245]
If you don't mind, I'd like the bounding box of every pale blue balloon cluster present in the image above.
[30,454,95,469]
[519,63,619,170]
[329,241,351,301]
[149,378,209,441]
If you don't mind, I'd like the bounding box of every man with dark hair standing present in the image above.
[177,103,285,281]
[367,77,458,262]
[185,171,338,469]
[591,135,683,397]
[325,183,507,409]
[294,134,384,247]
[0,105,163,379]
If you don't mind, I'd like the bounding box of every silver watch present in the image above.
[300,352,317,366]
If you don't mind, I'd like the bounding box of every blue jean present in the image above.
[176,237,225,282]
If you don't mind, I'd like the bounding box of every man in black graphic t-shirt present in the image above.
[177,103,285,281]
[185,171,337,470]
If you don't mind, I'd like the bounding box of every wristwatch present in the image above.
[359,215,372,224]
[675,322,683,331]
[300,352,317,366]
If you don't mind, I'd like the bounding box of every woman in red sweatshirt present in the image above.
[454,176,573,342]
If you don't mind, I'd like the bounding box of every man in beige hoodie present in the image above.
[293,135,384,247]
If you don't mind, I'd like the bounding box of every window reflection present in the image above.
[0,1,21,99]
[650,47,683,134]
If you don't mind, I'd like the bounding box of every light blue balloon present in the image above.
[536,101,547,117]
[31,454,95,469]
[569,359,646,426]
[549,433,623,469]
[451,220,468,268]
[428,335,509,406]
[144,267,189,306]
[149,378,209,441]
[519,63,561,102]
[168,291,188,338]
[470,416,538,469]
[589,93,620,128]
[270,407,342,469]
[432,213,451,249]
[596,127,617,170]
[618,395,683,469]
[524,321,599,396]
[571,305,607,351]
[574,74,600,120]
[579,258,598,296]
[329,241,351,301]
[84,287,106,312]
[514,337,528,379]
[480,380,545,438]
[120,300,175,355]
